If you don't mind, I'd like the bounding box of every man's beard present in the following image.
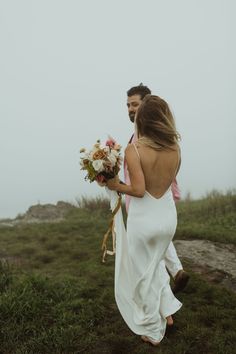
[129,112,135,123]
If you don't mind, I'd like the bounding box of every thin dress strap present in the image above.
[132,143,140,159]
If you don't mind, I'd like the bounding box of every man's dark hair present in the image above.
[127,83,151,100]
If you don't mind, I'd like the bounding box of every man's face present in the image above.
[127,94,143,123]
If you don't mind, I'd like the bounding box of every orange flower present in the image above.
[93,149,107,160]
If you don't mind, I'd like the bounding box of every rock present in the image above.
[0,201,76,225]
[174,239,236,292]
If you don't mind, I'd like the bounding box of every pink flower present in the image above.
[96,174,107,186]
[96,174,106,183]
[105,136,116,148]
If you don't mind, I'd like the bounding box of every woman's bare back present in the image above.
[134,143,180,199]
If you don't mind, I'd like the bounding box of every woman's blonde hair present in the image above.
[135,94,180,150]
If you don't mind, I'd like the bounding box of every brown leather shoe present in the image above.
[172,270,190,294]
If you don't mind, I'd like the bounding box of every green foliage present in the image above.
[75,194,110,211]
[0,260,13,291]
[82,159,97,182]
[0,190,235,353]
[176,190,236,244]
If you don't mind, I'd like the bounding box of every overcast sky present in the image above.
[0,0,235,218]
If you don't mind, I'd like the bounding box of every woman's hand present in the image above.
[106,175,120,191]
[96,181,107,187]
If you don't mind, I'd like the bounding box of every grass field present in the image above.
[0,191,235,353]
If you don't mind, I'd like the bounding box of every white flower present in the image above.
[111,149,119,157]
[92,159,104,172]
[88,150,96,161]
[108,154,117,166]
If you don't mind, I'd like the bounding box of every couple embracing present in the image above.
[106,84,189,346]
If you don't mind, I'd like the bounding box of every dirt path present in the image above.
[174,240,236,292]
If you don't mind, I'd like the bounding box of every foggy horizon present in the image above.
[1,0,235,219]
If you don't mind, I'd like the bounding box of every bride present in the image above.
[106,94,182,346]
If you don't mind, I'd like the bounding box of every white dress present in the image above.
[106,183,182,342]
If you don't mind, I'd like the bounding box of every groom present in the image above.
[125,83,189,294]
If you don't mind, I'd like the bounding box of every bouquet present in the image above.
[80,136,122,185]
[79,136,123,263]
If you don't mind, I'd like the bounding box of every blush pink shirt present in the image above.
[124,134,181,212]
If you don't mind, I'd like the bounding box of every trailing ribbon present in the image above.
[101,193,122,263]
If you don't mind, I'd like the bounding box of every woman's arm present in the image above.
[107,144,145,197]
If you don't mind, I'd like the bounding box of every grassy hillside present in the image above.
[176,190,236,244]
[0,191,235,353]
